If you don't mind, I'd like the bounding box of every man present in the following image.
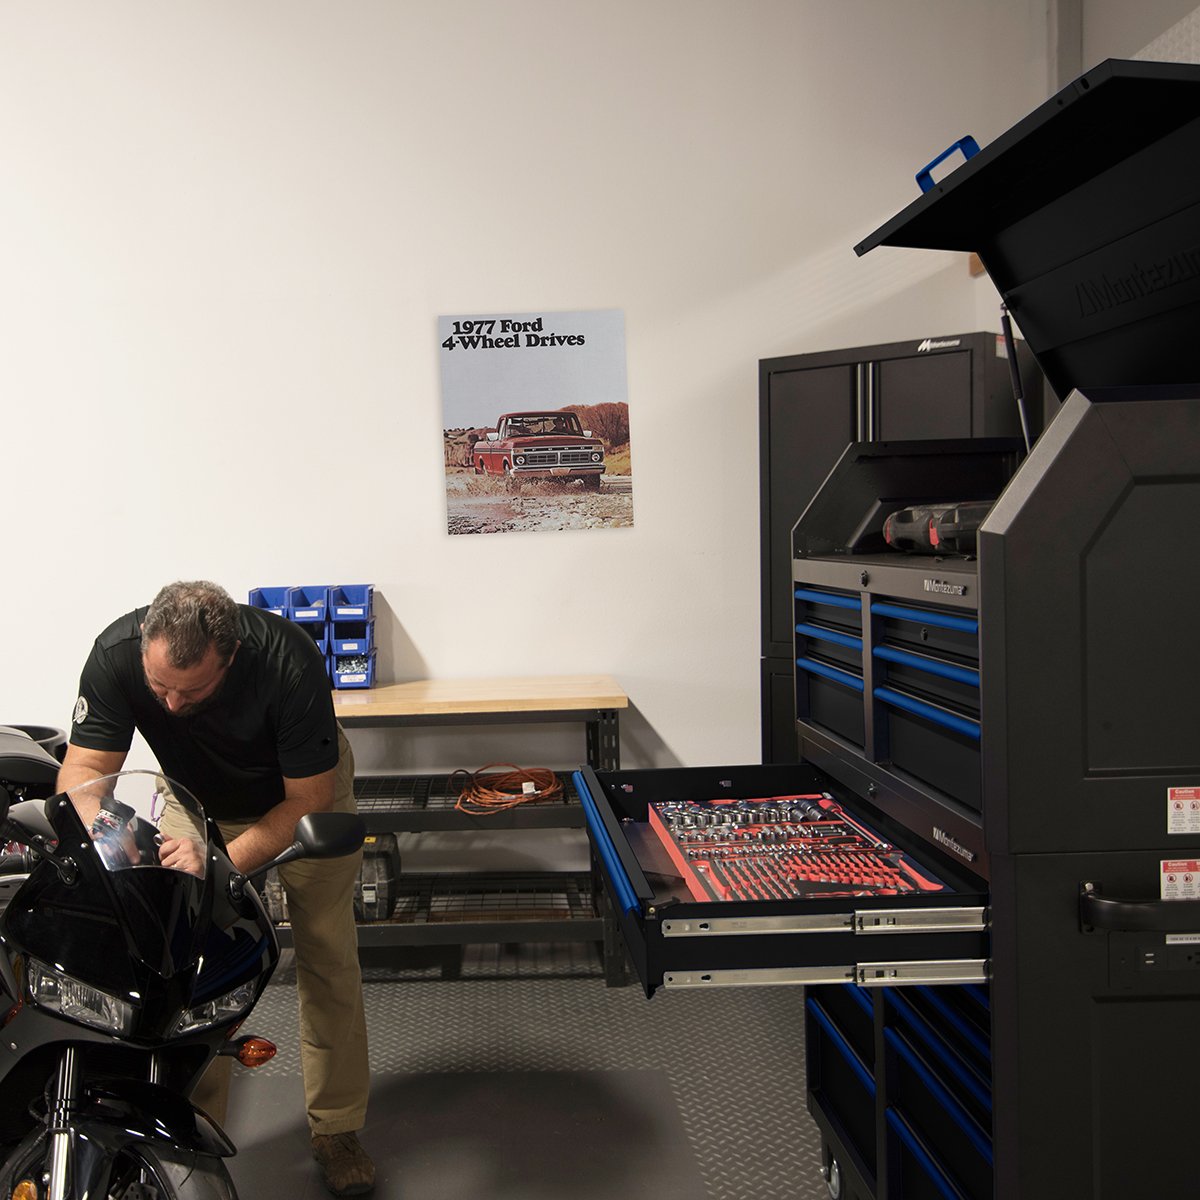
[59,580,374,1197]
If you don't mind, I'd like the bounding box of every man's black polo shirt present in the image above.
[70,604,339,820]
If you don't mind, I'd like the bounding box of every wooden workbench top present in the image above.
[331,673,628,720]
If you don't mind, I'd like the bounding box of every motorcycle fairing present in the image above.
[0,1097,236,1200]
[82,1078,237,1155]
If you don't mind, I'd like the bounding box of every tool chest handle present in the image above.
[573,769,640,915]
[1080,884,1200,932]
[915,135,980,193]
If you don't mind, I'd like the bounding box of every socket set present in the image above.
[648,793,947,902]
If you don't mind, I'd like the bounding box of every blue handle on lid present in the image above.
[916,135,980,193]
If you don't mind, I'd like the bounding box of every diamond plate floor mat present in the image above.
[224,945,827,1199]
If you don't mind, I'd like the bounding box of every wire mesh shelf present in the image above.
[352,771,584,830]
[274,870,603,947]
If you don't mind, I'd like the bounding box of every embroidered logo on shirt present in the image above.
[73,696,88,724]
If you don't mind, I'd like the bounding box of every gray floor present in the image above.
[223,943,827,1199]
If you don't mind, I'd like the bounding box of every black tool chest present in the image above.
[759,333,1046,764]
[581,59,1200,1200]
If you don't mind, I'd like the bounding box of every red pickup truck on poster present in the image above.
[472,411,605,489]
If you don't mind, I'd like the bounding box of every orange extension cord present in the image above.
[452,762,563,814]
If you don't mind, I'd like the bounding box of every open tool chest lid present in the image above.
[854,59,1200,401]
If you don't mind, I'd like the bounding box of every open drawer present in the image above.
[575,763,989,997]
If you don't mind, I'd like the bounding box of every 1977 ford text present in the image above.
[442,316,586,351]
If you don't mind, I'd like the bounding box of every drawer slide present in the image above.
[663,958,990,990]
[662,905,987,938]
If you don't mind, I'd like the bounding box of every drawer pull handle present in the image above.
[874,687,981,740]
[1080,882,1200,932]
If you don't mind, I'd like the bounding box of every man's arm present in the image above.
[223,766,337,874]
[58,743,130,825]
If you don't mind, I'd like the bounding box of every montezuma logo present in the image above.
[916,338,962,353]
[933,827,976,862]
[924,578,967,596]
[1075,246,1200,318]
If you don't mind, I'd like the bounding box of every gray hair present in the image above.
[141,581,240,668]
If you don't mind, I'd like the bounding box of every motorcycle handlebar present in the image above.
[0,849,32,875]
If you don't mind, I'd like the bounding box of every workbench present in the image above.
[332,674,625,773]
[319,674,628,981]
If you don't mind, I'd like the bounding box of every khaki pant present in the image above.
[192,727,370,1135]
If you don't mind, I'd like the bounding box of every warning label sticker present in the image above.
[1161,859,1200,900]
[1167,787,1200,835]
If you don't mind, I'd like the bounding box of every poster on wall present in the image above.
[439,308,633,536]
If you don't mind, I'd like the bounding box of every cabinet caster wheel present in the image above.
[818,1156,843,1200]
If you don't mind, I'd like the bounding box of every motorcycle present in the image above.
[0,727,364,1199]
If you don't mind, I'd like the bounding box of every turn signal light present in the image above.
[12,1178,40,1200]
[235,1036,277,1068]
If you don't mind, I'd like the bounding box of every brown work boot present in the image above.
[311,1131,375,1196]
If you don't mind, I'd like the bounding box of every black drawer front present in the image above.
[791,570,985,817]
[874,660,979,721]
[885,988,992,1136]
[795,586,867,746]
[877,610,978,665]
[870,600,982,817]
[885,1023,992,1200]
[887,712,983,814]
[806,674,867,747]
[577,763,988,998]
[807,986,878,1181]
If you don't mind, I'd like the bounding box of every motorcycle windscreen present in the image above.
[6,771,211,989]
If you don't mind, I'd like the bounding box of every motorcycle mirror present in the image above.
[293,811,366,860]
[250,811,365,879]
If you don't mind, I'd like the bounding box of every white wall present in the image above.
[3,2,1055,776]
[1082,0,1200,64]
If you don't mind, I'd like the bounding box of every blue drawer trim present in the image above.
[874,687,981,741]
[884,1029,993,1165]
[885,1109,965,1200]
[961,984,991,1012]
[797,657,864,693]
[795,588,862,612]
[885,991,992,1114]
[843,981,874,1018]
[871,601,979,635]
[873,645,979,688]
[572,770,639,915]
[807,997,876,1097]
[914,987,992,1062]
[795,622,864,652]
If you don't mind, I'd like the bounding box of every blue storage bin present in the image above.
[331,619,374,656]
[287,586,329,623]
[248,586,289,617]
[329,584,373,620]
[333,650,375,690]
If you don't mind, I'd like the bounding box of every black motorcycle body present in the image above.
[0,728,363,1199]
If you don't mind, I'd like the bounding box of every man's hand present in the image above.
[159,836,206,878]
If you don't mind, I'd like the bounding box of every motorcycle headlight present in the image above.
[174,981,258,1036]
[26,958,134,1037]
